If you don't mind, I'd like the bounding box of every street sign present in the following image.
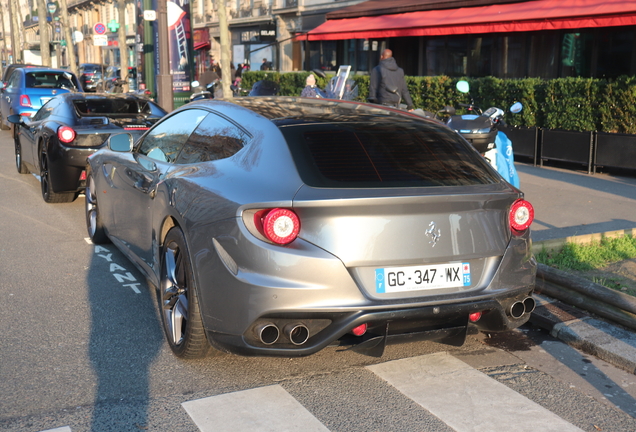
[143,10,156,21]
[93,35,108,46]
[72,30,83,43]
[107,19,120,32]
[47,2,56,13]
[94,22,106,35]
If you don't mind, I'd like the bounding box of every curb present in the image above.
[529,229,636,374]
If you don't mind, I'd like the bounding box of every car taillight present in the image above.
[58,126,76,143]
[19,95,31,107]
[509,199,534,233]
[251,208,300,245]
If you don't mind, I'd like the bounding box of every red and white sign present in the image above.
[93,22,106,35]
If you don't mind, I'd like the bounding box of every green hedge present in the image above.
[240,72,636,134]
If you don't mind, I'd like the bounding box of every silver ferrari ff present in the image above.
[85,97,536,359]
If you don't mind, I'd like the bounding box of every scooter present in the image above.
[443,80,523,187]
[189,80,216,102]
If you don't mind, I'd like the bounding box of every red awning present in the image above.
[193,29,211,50]
[308,0,636,40]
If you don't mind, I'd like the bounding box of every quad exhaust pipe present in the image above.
[509,296,536,319]
[285,323,310,345]
[255,322,310,345]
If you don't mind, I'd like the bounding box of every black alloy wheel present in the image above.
[40,146,75,203]
[14,131,28,174]
[85,172,110,244]
[159,227,211,358]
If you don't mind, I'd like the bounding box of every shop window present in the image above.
[309,41,337,72]
[596,27,634,78]
[561,32,593,77]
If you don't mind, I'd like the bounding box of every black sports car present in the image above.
[8,93,167,203]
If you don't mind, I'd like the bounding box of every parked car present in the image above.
[8,92,167,203]
[78,63,106,92]
[0,67,82,133]
[85,97,536,359]
[1,63,38,84]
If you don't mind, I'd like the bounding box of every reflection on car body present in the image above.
[85,97,536,359]
[8,92,167,203]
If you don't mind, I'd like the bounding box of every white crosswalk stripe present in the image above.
[367,352,584,432]
[35,352,584,432]
[182,384,330,432]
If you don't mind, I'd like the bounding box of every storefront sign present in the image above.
[259,24,276,42]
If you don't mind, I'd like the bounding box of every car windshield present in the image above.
[73,99,150,116]
[26,72,77,90]
[279,120,498,188]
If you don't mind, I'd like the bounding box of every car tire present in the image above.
[159,227,212,358]
[40,147,75,203]
[85,172,110,244]
[0,112,10,131]
[14,130,28,174]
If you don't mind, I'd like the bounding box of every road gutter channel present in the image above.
[529,229,636,374]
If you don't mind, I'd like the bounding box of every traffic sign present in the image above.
[143,10,156,21]
[93,34,108,46]
[94,22,106,35]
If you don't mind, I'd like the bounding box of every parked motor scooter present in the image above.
[442,80,523,186]
[189,80,216,102]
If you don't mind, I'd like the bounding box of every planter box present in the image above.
[540,129,594,173]
[594,132,636,172]
[500,126,539,166]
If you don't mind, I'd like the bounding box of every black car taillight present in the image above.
[57,126,76,144]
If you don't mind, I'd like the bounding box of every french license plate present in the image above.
[375,262,471,293]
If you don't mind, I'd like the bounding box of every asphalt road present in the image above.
[0,130,635,432]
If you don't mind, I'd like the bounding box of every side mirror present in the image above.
[510,102,523,114]
[108,133,134,152]
[438,105,456,116]
[7,114,23,124]
[456,80,470,94]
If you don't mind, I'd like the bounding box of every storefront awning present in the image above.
[193,29,211,51]
[307,0,636,41]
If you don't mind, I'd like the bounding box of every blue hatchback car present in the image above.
[0,67,82,132]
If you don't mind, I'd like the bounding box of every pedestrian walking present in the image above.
[368,49,414,111]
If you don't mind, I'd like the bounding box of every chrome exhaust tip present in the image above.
[523,296,536,314]
[284,323,310,346]
[256,323,280,345]
[509,301,525,319]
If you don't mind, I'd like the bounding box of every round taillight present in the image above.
[58,126,76,143]
[262,208,300,245]
[509,199,534,233]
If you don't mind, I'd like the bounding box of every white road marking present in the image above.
[84,237,93,244]
[39,427,72,432]
[182,384,330,432]
[367,352,584,432]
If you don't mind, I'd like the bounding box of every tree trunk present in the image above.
[118,0,129,92]
[37,0,51,66]
[59,0,77,75]
[217,0,231,99]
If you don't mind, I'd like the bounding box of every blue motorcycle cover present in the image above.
[495,131,520,188]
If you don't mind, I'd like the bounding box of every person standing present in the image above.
[368,49,414,111]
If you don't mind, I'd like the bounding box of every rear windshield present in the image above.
[279,121,498,188]
[73,99,150,116]
[26,72,78,90]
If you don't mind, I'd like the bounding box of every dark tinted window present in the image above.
[280,120,497,187]
[33,97,60,121]
[25,72,78,90]
[176,114,247,164]
[137,109,207,163]
[73,99,147,115]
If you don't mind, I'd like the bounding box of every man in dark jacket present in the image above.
[368,49,414,110]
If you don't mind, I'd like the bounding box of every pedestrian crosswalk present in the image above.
[39,352,584,432]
